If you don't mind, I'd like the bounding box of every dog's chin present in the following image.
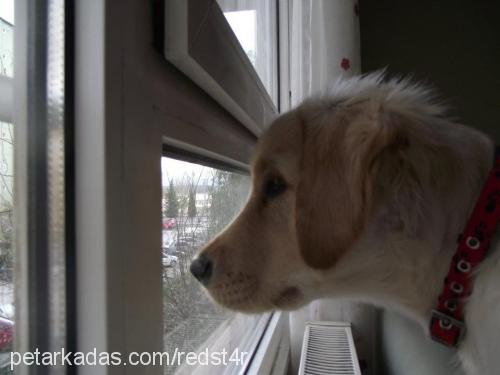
[271,286,306,310]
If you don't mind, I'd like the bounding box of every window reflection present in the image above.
[217,0,278,104]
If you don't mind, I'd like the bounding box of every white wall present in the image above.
[381,311,463,375]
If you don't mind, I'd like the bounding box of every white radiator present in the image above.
[298,321,362,375]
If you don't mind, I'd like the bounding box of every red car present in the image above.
[163,218,176,230]
[0,316,13,351]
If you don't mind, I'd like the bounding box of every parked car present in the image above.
[162,218,176,230]
[0,316,12,351]
[0,313,13,371]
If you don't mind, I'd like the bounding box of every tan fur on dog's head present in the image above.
[191,73,477,313]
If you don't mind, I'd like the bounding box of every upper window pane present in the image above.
[217,0,278,105]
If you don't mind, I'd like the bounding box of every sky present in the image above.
[223,10,256,58]
[0,0,14,24]
[161,157,212,187]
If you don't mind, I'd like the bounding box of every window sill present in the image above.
[245,312,289,375]
[175,311,289,375]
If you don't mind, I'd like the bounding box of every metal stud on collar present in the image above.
[444,299,457,312]
[450,281,464,294]
[457,259,472,273]
[439,318,452,330]
[465,236,480,250]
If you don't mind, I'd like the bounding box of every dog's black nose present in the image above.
[190,254,213,285]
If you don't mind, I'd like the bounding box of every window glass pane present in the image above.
[162,156,252,374]
[0,1,14,373]
[217,0,278,105]
[0,121,13,372]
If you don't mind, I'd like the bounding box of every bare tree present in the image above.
[187,187,197,219]
[165,179,179,218]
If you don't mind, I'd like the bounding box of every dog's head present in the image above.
[189,74,470,313]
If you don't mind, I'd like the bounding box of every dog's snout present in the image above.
[190,254,213,285]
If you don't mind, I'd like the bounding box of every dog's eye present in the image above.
[263,176,287,199]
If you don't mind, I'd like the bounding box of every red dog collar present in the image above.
[430,147,500,346]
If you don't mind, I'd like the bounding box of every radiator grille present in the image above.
[298,321,361,375]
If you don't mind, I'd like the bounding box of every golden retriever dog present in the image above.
[190,73,499,375]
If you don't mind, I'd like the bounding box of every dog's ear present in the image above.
[343,102,412,216]
[295,102,411,270]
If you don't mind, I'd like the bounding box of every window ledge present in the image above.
[175,312,289,375]
[245,312,289,375]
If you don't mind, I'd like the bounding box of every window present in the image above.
[14,0,74,373]
[69,1,289,373]
[0,2,14,373]
[160,1,289,373]
[217,0,278,105]
[164,0,278,136]
[162,157,267,374]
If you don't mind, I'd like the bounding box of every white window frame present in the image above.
[73,1,291,375]
[164,0,278,136]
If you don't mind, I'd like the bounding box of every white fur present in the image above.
[318,74,498,374]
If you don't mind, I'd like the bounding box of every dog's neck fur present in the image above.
[318,123,494,331]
